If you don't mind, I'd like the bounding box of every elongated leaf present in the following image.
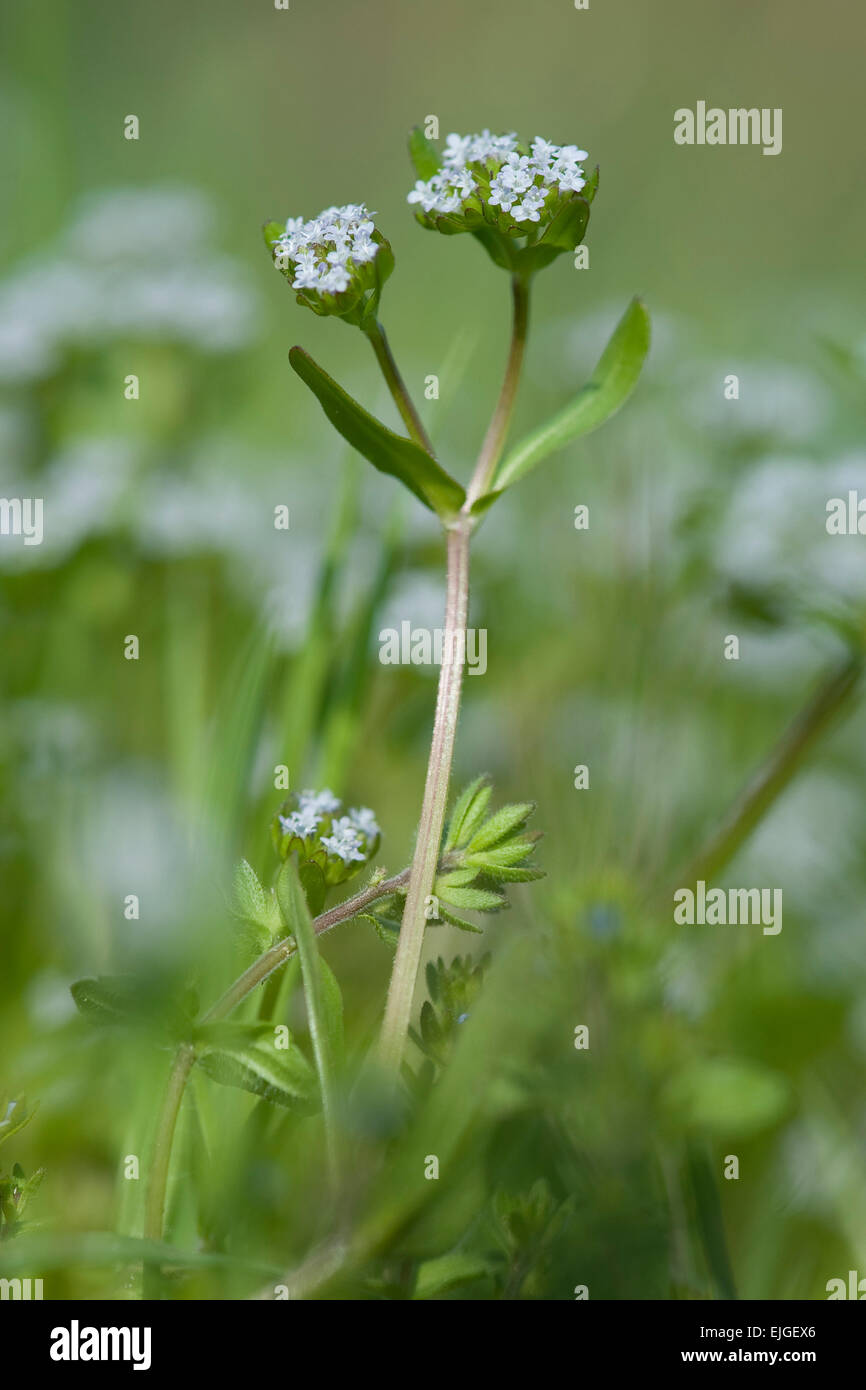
[466,859,544,883]
[465,837,537,867]
[231,859,280,952]
[0,1230,280,1277]
[437,906,484,934]
[493,296,650,492]
[436,884,505,913]
[414,1252,490,1299]
[444,775,492,851]
[318,956,345,1069]
[468,801,534,852]
[289,347,465,519]
[435,867,480,889]
[196,1022,318,1112]
[276,859,339,1133]
[409,126,440,179]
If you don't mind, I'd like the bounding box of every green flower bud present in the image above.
[271,788,380,889]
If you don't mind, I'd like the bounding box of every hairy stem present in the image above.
[671,651,862,891]
[466,274,530,506]
[365,319,436,456]
[377,522,471,1072]
[143,867,411,1247]
[377,277,532,1073]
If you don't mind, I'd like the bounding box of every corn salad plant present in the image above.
[21,125,853,1302]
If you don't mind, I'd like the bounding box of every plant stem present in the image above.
[466,274,530,506]
[670,651,862,891]
[281,863,340,1190]
[143,1043,196,1246]
[365,319,436,456]
[376,277,532,1074]
[377,521,471,1073]
[143,867,410,1246]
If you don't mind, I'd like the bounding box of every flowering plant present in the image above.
[70,125,650,1296]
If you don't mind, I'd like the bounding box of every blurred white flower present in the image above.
[684,362,830,443]
[714,452,866,605]
[0,185,257,383]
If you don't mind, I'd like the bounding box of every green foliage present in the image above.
[0,1097,37,1151]
[231,859,282,954]
[493,296,651,492]
[0,1099,44,1242]
[195,1022,318,1112]
[409,953,491,1069]
[288,347,466,520]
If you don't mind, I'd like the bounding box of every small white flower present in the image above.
[557,168,586,194]
[350,236,378,264]
[442,133,473,167]
[300,787,341,814]
[349,806,380,839]
[321,816,367,864]
[407,130,590,231]
[279,807,322,839]
[408,177,444,213]
[320,265,351,294]
[530,136,560,165]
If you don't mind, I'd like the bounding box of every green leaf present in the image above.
[196,1022,318,1112]
[494,296,650,492]
[318,956,345,1070]
[465,858,544,883]
[437,906,484,934]
[0,1230,280,1277]
[409,126,440,180]
[467,802,534,852]
[414,1252,490,1299]
[514,198,590,275]
[0,1097,37,1150]
[686,1145,737,1300]
[465,837,537,867]
[276,859,339,1125]
[444,775,493,851]
[471,226,519,272]
[419,1000,443,1050]
[231,859,280,952]
[298,860,327,917]
[289,347,466,519]
[70,976,146,1028]
[262,220,284,250]
[436,884,505,913]
[435,867,480,890]
[664,1058,791,1138]
[360,911,401,949]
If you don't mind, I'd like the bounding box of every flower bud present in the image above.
[271,788,380,888]
[407,128,597,275]
[263,204,394,324]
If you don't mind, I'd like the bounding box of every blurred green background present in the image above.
[2,0,866,1299]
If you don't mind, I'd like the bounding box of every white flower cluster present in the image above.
[271,204,380,296]
[278,789,380,864]
[408,131,589,225]
[0,188,256,384]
